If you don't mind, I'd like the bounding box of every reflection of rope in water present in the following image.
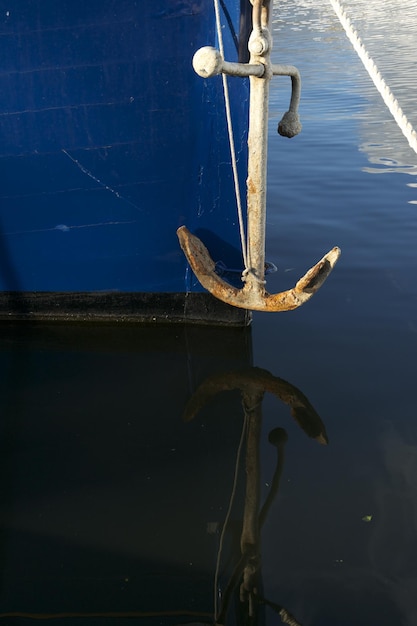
[213,408,248,621]
[330,0,417,156]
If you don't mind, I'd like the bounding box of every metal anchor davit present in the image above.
[177,0,341,312]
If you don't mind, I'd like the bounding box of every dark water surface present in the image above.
[1,1,417,624]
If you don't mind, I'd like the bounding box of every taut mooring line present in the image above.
[330,0,417,156]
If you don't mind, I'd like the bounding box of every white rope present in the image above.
[330,0,417,156]
[213,0,249,271]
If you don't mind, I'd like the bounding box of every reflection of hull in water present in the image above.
[0,324,252,620]
[0,323,327,625]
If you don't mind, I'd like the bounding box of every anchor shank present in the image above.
[244,1,272,291]
[246,68,270,289]
[240,388,263,605]
[241,390,263,554]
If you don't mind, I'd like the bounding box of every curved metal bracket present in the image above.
[178,226,340,312]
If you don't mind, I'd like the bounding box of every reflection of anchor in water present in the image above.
[183,366,328,625]
[177,0,340,312]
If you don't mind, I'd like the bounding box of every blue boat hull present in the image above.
[0,1,251,324]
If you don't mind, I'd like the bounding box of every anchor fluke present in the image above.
[177,225,242,305]
[177,226,340,312]
[294,246,341,293]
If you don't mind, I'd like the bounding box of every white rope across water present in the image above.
[330,0,417,156]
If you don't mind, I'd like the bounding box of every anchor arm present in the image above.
[177,226,340,311]
[182,366,327,444]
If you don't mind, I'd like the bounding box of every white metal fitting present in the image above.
[248,34,269,57]
[192,46,223,78]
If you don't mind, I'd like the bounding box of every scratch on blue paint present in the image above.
[5,221,137,237]
[62,149,143,212]
[154,2,202,18]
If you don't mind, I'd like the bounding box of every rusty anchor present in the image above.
[177,0,340,312]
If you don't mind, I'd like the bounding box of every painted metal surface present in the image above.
[0,1,249,296]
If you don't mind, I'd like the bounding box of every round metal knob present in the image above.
[192,46,223,78]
